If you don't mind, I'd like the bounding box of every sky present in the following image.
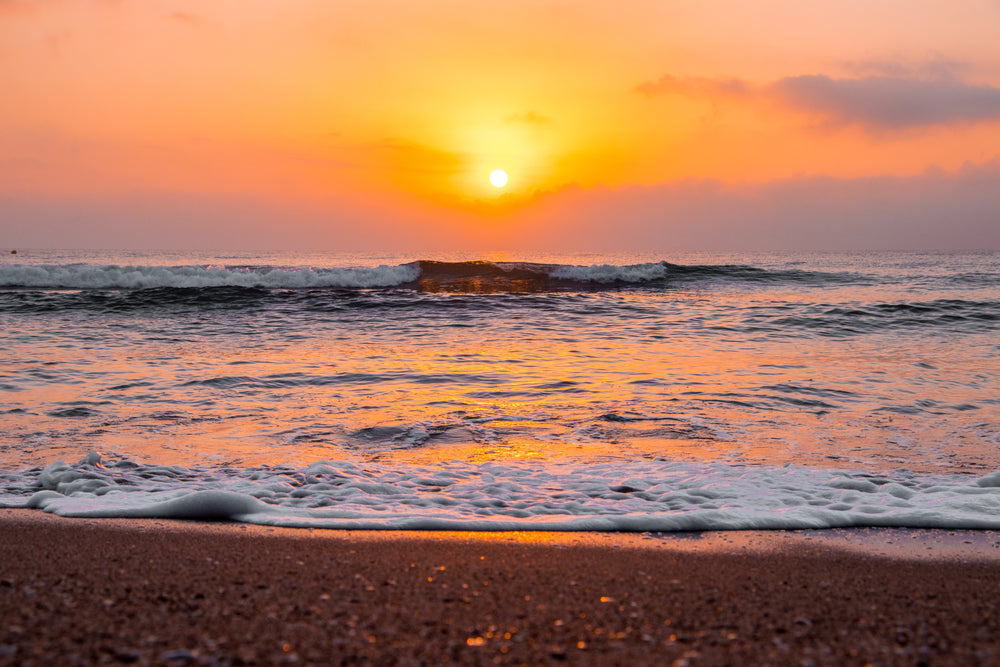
[2,0,999,252]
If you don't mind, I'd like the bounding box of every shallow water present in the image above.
[1,250,998,529]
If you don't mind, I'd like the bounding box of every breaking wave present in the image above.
[0,259,854,293]
[0,263,421,290]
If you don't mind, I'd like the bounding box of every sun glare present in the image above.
[489,169,509,188]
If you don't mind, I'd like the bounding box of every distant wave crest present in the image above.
[548,262,671,283]
[0,263,421,290]
[410,260,843,292]
[0,259,854,293]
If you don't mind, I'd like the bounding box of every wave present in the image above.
[2,261,995,334]
[0,263,420,290]
[2,271,996,337]
[0,259,854,293]
[769,299,1000,336]
[3,453,1000,531]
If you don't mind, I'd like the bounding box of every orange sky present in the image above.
[2,0,999,250]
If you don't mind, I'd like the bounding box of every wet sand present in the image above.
[2,510,999,665]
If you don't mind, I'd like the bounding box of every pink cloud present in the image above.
[771,75,1000,130]
[636,71,1000,130]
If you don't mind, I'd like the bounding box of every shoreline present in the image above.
[3,511,1000,664]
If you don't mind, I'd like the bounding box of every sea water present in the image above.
[1,250,998,530]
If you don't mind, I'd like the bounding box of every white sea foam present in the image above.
[0,264,420,289]
[549,262,669,284]
[3,454,1000,531]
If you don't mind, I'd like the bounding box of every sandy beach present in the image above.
[2,511,999,665]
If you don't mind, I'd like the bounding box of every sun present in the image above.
[489,169,508,188]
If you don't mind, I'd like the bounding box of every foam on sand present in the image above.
[3,453,1000,531]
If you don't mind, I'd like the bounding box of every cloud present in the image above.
[505,111,554,126]
[354,138,468,175]
[634,75,752,99]
[636,71,1000,130]
[771,75,1000,130]
[842,57,971,82]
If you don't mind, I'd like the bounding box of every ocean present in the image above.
[1,249,998,530]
